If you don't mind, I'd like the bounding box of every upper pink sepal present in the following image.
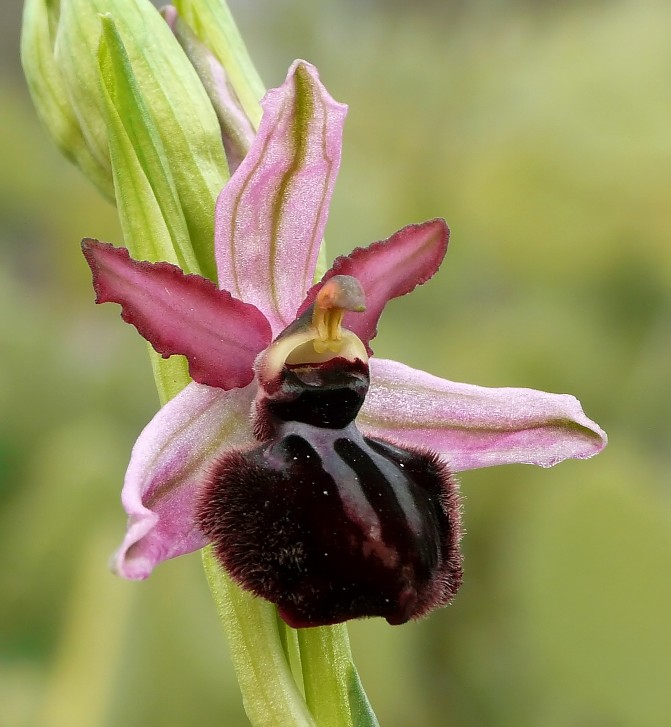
[215,60,347,334]
[82,239,272,390]
[359,358,607,473]
[112,382,257,579]
[299,219,449,349]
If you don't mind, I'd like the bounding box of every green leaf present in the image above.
[277,618,306,697]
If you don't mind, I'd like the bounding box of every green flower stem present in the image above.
[298,627,380,727]
[148,347,191,406]
[278,618,306,697]
[203,547,316,727]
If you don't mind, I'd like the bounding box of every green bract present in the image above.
[22,0,229,281]
[98,16,203,274]
[21,0,114,199]
[165,8,254,174]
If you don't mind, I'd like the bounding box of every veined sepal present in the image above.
[214,61,347,336]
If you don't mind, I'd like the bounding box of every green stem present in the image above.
[148,347,191,404]
[202,547,316,727]
[278,617,306,697]
[299,626,380,727]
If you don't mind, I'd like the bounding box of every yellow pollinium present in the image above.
[311,276,366,354]
[312,307,345,353]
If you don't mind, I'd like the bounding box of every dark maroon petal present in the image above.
[82,239,272,390]
[297,219,449,350]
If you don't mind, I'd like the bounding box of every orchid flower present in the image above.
[83,61,606,627]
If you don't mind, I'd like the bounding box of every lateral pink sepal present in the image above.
[112,382,257,579]
[359,358,608,472]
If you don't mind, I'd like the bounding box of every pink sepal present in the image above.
[112,382,256,579]
[359,358,607,472]
[215,61,347,334]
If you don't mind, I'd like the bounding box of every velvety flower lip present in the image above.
[82,60,607,588]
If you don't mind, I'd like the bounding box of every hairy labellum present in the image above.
[199,423,461,627]
[198,301,463,627]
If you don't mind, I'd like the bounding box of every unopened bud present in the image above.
[163,6,254,173]
[21,0,115,199]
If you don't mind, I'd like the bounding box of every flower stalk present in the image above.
[203,548,316,727]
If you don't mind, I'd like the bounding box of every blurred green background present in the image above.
[2,0,670,725]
